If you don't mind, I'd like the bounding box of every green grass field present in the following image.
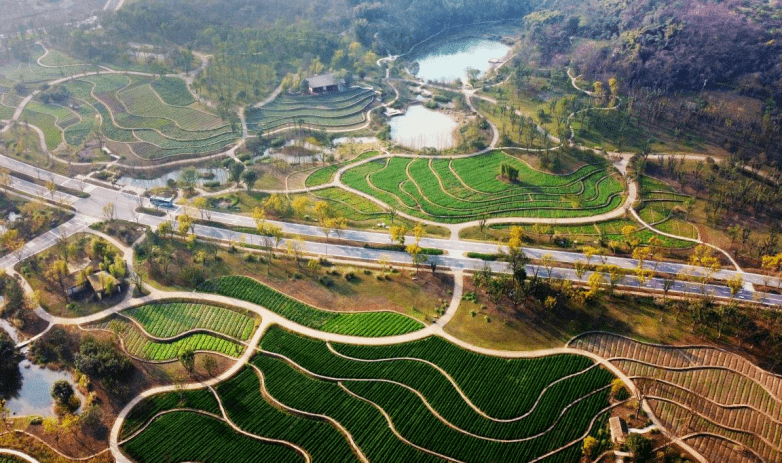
[198,276,424,337]
[123,326,615,463]
[341,151,625,223]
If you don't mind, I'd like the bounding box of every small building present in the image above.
[86,271,119,300]
[308,73,345,94]
[64,260,92,297]
[609,416,628,445]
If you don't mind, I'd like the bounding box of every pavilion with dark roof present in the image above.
[308,73,345,94]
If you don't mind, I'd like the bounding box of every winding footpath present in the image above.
[3,36,778,463]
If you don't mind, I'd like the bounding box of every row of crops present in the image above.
[88,316,244,361]
[246,87,375,132]
[123,411,304,463]
[340,151,625,223]
[570,332,782,397]
[123,327,615,462]
[571,332,782,462]
[197,276,424,337]
[653,398,780,463]
[125,302,258,341]
[308,187,387,221]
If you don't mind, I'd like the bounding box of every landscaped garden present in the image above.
[121,326,617,462]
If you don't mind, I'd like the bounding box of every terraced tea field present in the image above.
[570,332,782,463]
[340,151,625,223]
[198,276,424,337]
[20,73,241,161]
[122,326,616,463]
[246,87,375,132]
[84,302,259,361]
[637,175,698,240]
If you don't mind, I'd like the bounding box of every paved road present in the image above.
[0,150,778,304]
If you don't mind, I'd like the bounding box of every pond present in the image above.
[412,37,511,83]
[389,105,459,150]
[4,358,83,417]
[116,167,229,190]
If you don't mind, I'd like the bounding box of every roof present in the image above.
[307,73,340,89]
[609,416,627,443]
[86,271,118,293]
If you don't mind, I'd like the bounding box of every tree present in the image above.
[79,403,102,434]
[179,349,195,375]
[192,197,210,220]
[540,253,554,281]
[626,433,653,461]
[259,223,283,274]
[157,221,173,238]
[406,242,427,275]
[661,276,675,303]
[610,378,626,398]
[574,260,588,280]
[583,246,599,264]
[727,274,744,299]
[314,201,332,221]
[389,225,407,245]
[586,271,605,299]
[291,196,310,216]
[242,170,258,191]
[229,162,245,185]
[179,167,199,191]
[203,355,218,377]
[51,380,74,405]
[102,202,116,222]
[45,259,69,302]
[582,435,599,459]
[178,214,193,236]
[286,235,306,270]
[0,331,22,396]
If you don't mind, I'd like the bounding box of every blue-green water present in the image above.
[5,359,83,417]
[413,38,510,83]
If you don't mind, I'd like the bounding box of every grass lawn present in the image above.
[444,279,693,351]
[137,237,453,323]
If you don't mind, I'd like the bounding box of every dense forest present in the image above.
[528,0,782,98]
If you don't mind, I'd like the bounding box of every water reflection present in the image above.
[389,105,459,150]
[413,38,510,83]
[4,359,83,417]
